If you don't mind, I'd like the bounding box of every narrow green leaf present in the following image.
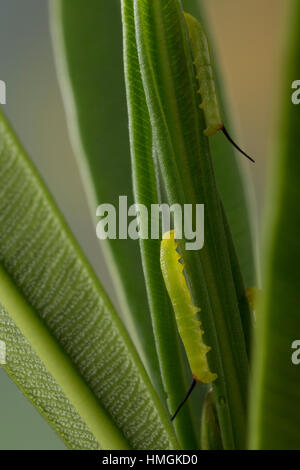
[121,0,198,449]
[182,0,257,289]
[249,0,300,449]
[181,0,255,357]
[0,109,178,450]
[134,0,249,448]
[50,0,163,396]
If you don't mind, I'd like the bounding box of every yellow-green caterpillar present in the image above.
[184,12,255,163]
[160,230,217,420]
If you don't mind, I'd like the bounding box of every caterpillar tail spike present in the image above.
[171,378,197,421]
[221,125,255,163]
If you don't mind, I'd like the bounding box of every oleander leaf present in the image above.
[249,0,300,449]
[50,0,163,397]
[0,109,178,450]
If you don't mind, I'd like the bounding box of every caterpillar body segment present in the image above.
[184,12,223,137]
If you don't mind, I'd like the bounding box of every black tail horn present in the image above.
[171,379,197,421]
[222,125,255,163]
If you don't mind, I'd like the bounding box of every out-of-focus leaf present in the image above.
[249,0,300,450]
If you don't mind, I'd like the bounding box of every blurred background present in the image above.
[0,0,285,449]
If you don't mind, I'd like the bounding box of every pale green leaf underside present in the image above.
[0,110,177,450]
[0,304,100,450]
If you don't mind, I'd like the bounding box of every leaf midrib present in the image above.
[0,263,131,450]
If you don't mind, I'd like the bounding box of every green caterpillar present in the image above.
[160,231,217,420]
[184,12,255,163]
